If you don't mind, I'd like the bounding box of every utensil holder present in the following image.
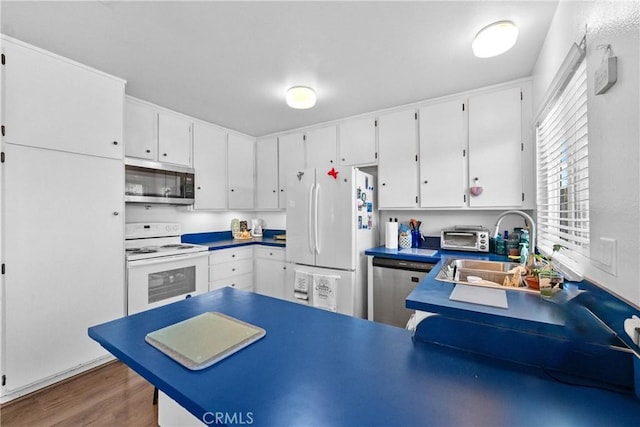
[411,230,421,248]
[399,233,411,249]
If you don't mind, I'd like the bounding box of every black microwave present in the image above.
[124,158,195,205]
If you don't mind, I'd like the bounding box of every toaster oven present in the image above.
[441,226,490,252]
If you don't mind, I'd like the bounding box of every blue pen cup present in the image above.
[411,230,421,248]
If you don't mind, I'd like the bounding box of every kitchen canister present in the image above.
[399,232,411,249]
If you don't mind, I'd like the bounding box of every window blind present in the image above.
[536,57,589,263]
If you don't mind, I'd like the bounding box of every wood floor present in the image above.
[0,361,158,427]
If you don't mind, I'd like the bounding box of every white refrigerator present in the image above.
[285,167,377,317]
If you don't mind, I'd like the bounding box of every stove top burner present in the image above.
[128,248,158,255]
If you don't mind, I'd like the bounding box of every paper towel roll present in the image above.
[385,222,398,249]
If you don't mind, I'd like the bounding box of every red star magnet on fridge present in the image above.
[327,167,339,179]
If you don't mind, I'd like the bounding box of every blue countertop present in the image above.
[182,229,286,250]
[366,245,639,392]
[89,288,640,426]
[366,246,613,340]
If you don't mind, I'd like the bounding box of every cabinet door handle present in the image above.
[163,153,168,157]
[197,186,201,190]
[232,268,236,272]
[113,211,119,216]
[232,254,236,258]
[382,183,386,186]
[342,158,346,161]
[146,149,151,153]
[423,180,428,184]
[273,190,276,193]
[112,141,119,146]
[231,189,235,192]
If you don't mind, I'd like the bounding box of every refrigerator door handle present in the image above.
[308,182,315,255]
[314,183,321,255]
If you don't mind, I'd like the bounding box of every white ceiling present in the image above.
[1,1,558,137]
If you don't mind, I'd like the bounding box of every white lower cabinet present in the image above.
[207,246,287,299]
[158,391,204,426]
[3,143,124,395]
[208,247,254,291]
[254,247,286,299]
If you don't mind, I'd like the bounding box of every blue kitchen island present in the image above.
[89,287,640,426]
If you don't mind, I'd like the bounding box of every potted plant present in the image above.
[524,244,564,292]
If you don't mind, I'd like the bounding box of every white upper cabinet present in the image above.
[2,36,125,160]
[377,109,419,208]
[338,117,377,166]
[124,99,157,160]
[305,125,337,169]
[468,87,523,208]
[255,137,279,209]
[419,100,467,208]
[193,122,227,210]
[278,132,305,209]
[158,111,192,166]
[228,133,255,209]
[125,97,193,167]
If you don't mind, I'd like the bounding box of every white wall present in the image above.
[380,210,530,239]
[531,0,640,305]
[125,205,285,234]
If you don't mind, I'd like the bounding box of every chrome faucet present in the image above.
[494,210,536,268]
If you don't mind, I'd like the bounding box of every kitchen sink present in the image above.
[435,258,535,293]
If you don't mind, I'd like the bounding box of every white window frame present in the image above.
[535,41,589,273]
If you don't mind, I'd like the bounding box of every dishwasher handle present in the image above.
[372,257,435,273]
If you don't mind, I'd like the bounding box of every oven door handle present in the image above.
[127,251,209,267]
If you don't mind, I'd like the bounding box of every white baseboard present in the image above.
[0,355,114,404]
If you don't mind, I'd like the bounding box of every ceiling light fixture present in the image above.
[286,86,317,109]
[472,20,519,58]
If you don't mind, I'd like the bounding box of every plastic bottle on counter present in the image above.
[520,243,529,264]
[496,234,506,255]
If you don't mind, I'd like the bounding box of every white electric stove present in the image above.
[125,222,209,314]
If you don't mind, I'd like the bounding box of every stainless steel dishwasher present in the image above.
[372,257,435,328]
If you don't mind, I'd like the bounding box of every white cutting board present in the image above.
[449,284,508,309]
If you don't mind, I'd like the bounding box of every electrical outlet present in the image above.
[593,237,617,275]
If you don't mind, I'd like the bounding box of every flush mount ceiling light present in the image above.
[286,86,317,109]
[472,20,519,58]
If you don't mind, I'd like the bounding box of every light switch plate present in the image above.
[592,237,617,275]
